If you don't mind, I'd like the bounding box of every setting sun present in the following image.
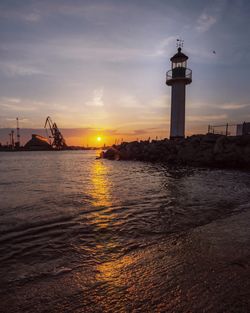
[97,136,102,142]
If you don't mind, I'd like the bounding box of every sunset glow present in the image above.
[0,0,249,147]
[0,1,250,312]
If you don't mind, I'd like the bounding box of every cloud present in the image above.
[187,114,227,122]
[0,6,41,22]
[196,14,217,32]
[132,129,149,135]
[0,97,48,113]
[153,36,177,56]
[23,12,41,22]
[219,103,249,110]
[44,38,150,62]
[0,62,43,77]
[151,95,170,108]
[2,97,21,104]
[86,88,104,107]
[118,95,141,108]
[0,102,37,112]
[5,118,29,122]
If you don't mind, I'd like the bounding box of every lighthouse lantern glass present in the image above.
[172,60,187,69]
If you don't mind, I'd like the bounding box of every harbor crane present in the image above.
[44,116,67,149]
[16,117,20,148]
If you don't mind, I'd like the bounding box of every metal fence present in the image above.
[208,122,250,136]
[207,123,237,136]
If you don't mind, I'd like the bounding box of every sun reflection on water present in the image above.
[97,254,135,282]
[89,160,132,288]
[88,159,141,307]
[90,159,112,209]
[89,159,118,232]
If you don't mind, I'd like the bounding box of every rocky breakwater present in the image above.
[102,134,250,168]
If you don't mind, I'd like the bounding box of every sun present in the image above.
[97,136,102,142]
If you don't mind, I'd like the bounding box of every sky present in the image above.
[0,0,250,146]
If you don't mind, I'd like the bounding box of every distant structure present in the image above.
[15,117,20,148]
[44,116,67,149]
[9,130,15,149]
[166,40,192,139]
[24,134,52,150]
[236,122,250,136]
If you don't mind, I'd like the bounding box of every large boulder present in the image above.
[213,136,244,166]
[103,147,120,160]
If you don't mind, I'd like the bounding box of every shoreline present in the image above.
[1,208,249,313]
[102,134,250,169]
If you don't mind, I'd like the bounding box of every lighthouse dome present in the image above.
[170,47,188,62]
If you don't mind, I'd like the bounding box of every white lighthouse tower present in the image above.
[166,42,192,139]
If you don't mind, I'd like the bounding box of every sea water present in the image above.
[0,151,250,312]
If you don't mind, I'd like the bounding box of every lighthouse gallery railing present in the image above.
[166,68,192,83]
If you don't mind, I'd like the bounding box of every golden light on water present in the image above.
[90,161,110,206]
[89,160,113,228]
[89,161,138,291]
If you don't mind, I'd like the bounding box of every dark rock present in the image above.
[103,147,120,160]
[202,133,222,143]
[101,135,250,169]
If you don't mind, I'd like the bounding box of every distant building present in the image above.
[236,122,250,136]
[24,134,52,150]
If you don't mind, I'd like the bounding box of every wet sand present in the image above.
[1,209,249,313]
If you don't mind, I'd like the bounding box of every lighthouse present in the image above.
[166,44,192,139]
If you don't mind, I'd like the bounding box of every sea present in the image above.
[0,151,250,313]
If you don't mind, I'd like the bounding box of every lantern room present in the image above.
[171,47,188,69]
[166,47,192,85]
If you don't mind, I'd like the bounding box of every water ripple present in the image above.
[0,151,250,312]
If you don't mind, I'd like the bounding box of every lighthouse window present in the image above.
[172,61,186,69]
